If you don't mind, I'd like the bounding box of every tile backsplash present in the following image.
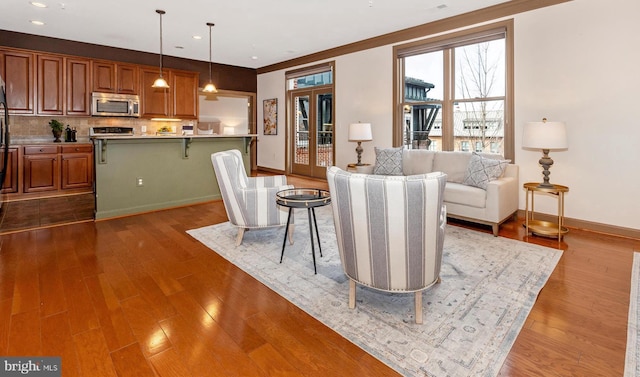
[10,115,197,140]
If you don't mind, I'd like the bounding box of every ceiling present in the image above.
[0,0,511,69]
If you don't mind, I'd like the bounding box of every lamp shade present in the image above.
[522,120,568,150]
[348,123,372,142]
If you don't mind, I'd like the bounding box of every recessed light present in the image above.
[30,2,47,8]
[251,56,258,60]
[30,20,45,25]
[192,35,202,40]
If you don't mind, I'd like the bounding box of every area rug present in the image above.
[187,205,562,376]
[625,252,640,377]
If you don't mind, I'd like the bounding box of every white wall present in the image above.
[257,0,640,230]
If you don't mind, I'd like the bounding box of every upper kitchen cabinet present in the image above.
[140,67,171,118]
[0,49,34,114]
[140,67,198,119]
[66,58,91,116]
[171,70,198,119]
[92,61,138,94]
[36,54,64,115]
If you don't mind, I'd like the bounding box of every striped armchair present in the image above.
[211,149,293,246]
[326,166,447,324]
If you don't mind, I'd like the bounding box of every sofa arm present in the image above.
[484,170,519,223]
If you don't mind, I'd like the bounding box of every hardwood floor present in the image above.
[0,174,638,376]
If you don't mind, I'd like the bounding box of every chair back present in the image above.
[327,166,447,292]
[211,149,251,226]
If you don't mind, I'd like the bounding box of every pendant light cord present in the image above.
[157,10,166,78]
[207,23,215,83]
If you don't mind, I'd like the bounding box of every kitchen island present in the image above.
[92,134,255,220]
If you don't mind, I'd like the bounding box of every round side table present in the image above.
[276,188,331,274]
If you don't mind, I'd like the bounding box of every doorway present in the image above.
[289,88,333,179]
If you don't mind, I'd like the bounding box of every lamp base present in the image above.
[355,142,363,165]
[538,149,555,188]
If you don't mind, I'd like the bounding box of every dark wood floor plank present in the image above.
[110,343,157,377]
[41,311,81,377]
[148,348,195,377]
[83,274,136,352]
[7,309,41,356]
[60,266,101,335]
[165,290,268,376]
[0,298,12,355]
[158,315,232,377]
[73,328,118,377]
[120,295,172,358]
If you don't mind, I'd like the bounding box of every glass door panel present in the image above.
[290,89,333,179]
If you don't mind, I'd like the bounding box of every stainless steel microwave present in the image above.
[91,92,140,117]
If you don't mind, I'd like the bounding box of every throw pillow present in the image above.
[373,147,404,175]
[462,152,510,190]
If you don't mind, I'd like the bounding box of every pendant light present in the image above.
[202,22,218,93]
[152,9,170,88]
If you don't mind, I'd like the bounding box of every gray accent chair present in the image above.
[211,149,293,246]
[326,166,447,324]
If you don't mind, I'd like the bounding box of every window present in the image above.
[393,21,514,160]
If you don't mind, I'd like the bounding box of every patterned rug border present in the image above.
[625,252,640,377]
[187,208,562,376]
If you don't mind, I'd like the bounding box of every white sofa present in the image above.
[376,150,519,236]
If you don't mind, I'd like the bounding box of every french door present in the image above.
[290,88,333,179]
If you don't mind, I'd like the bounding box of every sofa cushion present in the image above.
[444,182,487,209]
[373,147,404,175]
[432,151,474,183]
[462,152,510,190]
[402,149,436,175]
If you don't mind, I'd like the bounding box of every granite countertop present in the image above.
[9,137,92,145]
[89,134,257,140]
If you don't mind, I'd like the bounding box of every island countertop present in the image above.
[90,133,257,140]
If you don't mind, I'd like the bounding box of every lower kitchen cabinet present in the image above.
[23,145,59,193]
[61,145,93,189]
[0,147,19,193]
[16,143,93,197]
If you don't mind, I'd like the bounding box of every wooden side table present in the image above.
[523,182,569,239]
[346,163,373,174]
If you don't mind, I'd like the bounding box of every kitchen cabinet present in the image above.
[93,61,139,94]
[66,58,91,116]
[171,70,198,119]
[36,54,64,115]
[0,147,19,193]
[0,50,34,114]
[117,64,138,94]
[21,143,93,195]
[61,145,93,190]
[140,67,198,119]
[23,145,59,193]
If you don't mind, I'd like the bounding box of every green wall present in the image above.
[93,137,251,219]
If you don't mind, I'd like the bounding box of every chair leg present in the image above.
[415,291,423,324]
[235,228,245,246]
[348,280,356,309]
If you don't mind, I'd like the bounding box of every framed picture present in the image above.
[263,98,278,135]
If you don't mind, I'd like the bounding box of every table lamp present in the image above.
[348,123,372,166]
[522,118,568,188]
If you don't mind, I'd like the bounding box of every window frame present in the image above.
[392,20,514,161]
